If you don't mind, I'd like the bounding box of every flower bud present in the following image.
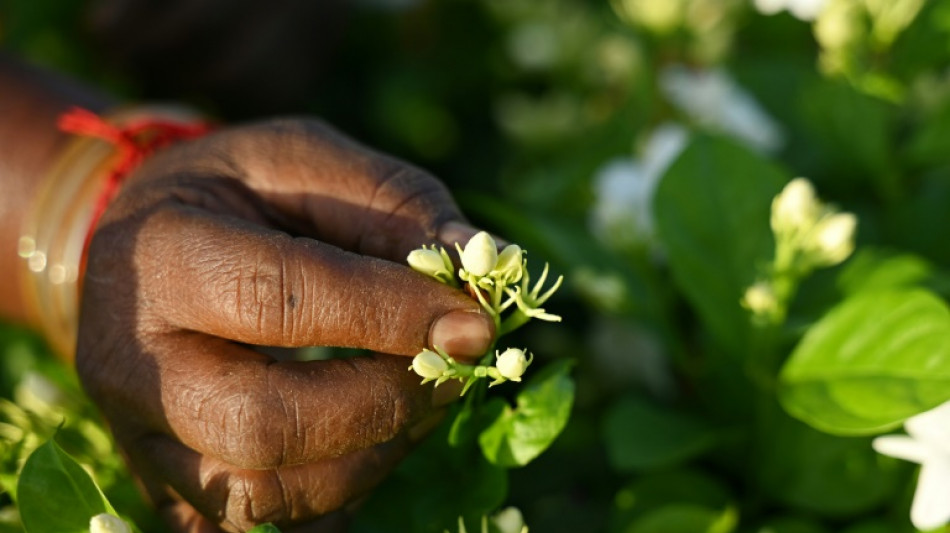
[771,177,819,235]
[408,248,450,279]
[741,281,777,317]
[492,244,523,284]
[461,231,498,277]
[809,212,857,266]
[90,514,132,533]
[492,507,528,533]
[411,349,449,379]
[495,348,530,382]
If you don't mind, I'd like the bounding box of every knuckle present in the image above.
[211,386,287,468]
[220,471,288,529]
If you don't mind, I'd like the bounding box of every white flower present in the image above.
[492,244,524,284]
[873,401,950,531]
[495,348,532,382]
[411,349,449,380]
[771,177,820,236]
[741,281,778,317]
[807,212,857,266]
[90,514,132,533]
[461,231,499,277]
[754,0,827,21]
[659,65,784,153]
[590,123,688,248]
[408,248,452,280]
[492,507,529,533]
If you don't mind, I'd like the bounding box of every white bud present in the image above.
[741,281,777,316]
[492,244,523,284]
[461,231,498,277]
[411,349,448,379]
[492,507,528,533]
[408,248,450,279]
[771,177,819,235]
[809,212,857,266]
[496,348,531,382]
[90,514,132,533]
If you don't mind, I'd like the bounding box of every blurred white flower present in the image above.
[771,177,821,237]
[807,212,858,267]
[754,0,828,21]
[492,507,529,533]
[590,123,689,248]
[508,22,560,70]
[89,514,131,533]
[659,65,784,153]
[873,401,950,531]
[741,280,779,318]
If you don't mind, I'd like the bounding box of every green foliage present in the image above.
[780,289,950,435]
[17,439,116,533]
[655,135,786,354]
[5,0,950,532]
[479,360,575,467]
[602,395,718,471]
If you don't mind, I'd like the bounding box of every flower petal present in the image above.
[872,435,930,465]
[911,458,950,531]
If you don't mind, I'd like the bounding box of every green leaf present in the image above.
[654,135,786,354]
[624,505,737,533]
[779,289,950,435]
[754,403,902,517]
[478,360,574,467]
[837,249,932,296]
[602,396,718,471]
[17,438,116,533]
[247,525,282,533]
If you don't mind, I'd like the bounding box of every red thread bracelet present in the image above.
[57,107,212,276]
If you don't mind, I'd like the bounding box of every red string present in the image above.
[57,107,212,278]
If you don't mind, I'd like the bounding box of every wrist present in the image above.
[16,105,210,359]
[0,55,113,327]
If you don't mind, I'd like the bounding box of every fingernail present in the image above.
[429,310,494,360]
[409,410,446,443]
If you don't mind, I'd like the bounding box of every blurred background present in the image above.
[3,0,950,532]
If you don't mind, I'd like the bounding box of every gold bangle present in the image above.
[18,105,206,360]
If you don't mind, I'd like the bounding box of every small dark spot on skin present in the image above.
[287,294,297,308]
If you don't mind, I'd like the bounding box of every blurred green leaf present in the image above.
[837,249,933,296]
[780,289,950,435]
[479,360,574,467]
[798,81,898,199]
[17,438,116,533]
[247,525,282,533]
[654,135,785,355]
[754,516,829,533]
[602,396,718,471]
[610,469,732,531]
[755,403,902,517]
[623,504,737,533]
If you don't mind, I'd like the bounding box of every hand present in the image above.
[74,118,495,532]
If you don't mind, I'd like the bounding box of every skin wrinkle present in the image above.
[69,118,491,529]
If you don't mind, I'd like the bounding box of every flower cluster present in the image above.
[743,177,857,323]
[407,231,562,392]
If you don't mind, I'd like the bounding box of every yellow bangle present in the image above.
[17,105,206,360]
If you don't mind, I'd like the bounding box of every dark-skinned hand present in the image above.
[75,118,495,532]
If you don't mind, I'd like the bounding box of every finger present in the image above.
[125,432,410,533]
[91,204,493,357]
[137,120,467,263]
[81,332,440,468]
